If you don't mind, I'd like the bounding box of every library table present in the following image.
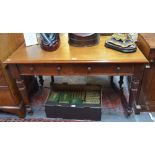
[4,34,148,118]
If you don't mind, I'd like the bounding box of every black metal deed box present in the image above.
[45,84,102,121]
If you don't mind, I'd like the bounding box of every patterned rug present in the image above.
[102,87,126,114]
[0,118,88,122]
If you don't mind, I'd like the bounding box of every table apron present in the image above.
[16,63,134,76]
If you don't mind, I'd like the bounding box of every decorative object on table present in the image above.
[68,33,100,47]
[105,33,137,53]
[40,33,60,51]
[128,33,138,42]
[23,33,38,46]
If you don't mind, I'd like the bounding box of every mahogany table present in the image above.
[4,34,148,118]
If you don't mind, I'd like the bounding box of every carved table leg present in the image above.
[128,65,145,115]
[110,65,144,116]
[128,77,140,114]
[16,77,33,114]
[10,65,31,116]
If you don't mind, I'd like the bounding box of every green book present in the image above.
[48,92,60,103]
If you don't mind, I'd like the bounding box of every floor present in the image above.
[0,76,155,122]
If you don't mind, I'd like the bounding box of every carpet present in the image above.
[0,118,88,122]
[0,76,127,121]
[102,88,125,115]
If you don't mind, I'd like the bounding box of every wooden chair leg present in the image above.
[38,76,44,87]
[50,76,54,86]
[110,76,115,88]
[119,76,124,89]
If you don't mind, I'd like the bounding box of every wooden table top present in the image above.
[4,34,148,64]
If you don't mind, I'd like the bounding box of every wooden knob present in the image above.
[57,66,61,71]
[87,66,92,71]
[30,67,34,71]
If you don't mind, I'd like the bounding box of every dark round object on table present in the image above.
[40,33,60,51]
[68,33,100,47]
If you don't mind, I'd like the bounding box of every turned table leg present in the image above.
[16,78,33,114]
[110,65,144,116]
[128,76,141,115]
[128,65,145,115]
[10,65,31,116]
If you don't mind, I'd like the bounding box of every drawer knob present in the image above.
[87,66,92,71]
[57,66,61,71]
[116,67,121,70]
[30,67,34,71]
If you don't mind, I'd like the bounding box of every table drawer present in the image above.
[74,64,134,75]
[18,64,134,76]
[18,64,75,75]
